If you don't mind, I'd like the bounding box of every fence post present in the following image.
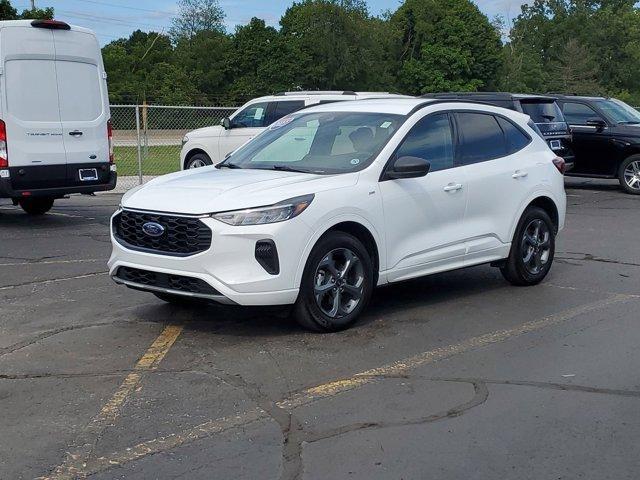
[135,105,143,185]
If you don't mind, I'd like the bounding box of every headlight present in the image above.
[182,135,189,147]
[212,194,314,226]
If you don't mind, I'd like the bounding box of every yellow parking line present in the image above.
[43,324,183,480]
[48,293,633,478]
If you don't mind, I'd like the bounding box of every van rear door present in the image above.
[1,26,67,188]
[53,29,110,186]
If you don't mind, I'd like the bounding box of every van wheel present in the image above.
[293,232,374,333]
[618,155,640,195]
[501,207,555,286]
[186,153,212,169]
[19,197,54,215]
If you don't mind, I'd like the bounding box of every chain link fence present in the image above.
[110,104,238,192]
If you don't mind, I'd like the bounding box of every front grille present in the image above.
[113,210,212,256]
[115,267,220,296]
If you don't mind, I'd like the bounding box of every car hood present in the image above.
[121,167,359,215]
[187,125,224,139]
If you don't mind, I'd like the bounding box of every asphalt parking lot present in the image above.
[1,177,639,480]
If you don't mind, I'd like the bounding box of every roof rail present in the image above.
[422,92,514,99]
[274,91,358,96]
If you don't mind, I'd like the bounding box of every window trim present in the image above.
[560,101,607,127]
[452,110,532,166]
[379,111,457,182]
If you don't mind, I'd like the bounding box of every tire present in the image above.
[293,232,374,333]
[618,155,640,195]
[185,152,213,169]
[501,207,556,286]
[19,197,54,215]
[153,292,205,305]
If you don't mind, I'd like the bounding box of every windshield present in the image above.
[520,101,565,123]
[597,99,640,124]
[223,112,404,174]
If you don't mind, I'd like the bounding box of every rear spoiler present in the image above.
[31,20,71,30]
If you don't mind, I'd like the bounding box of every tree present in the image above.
[547,39,602,94]
[279,0,395,91]
[0,0,53,20]
[170,0,226,41]
[0,0,17,20]
[390,0,503,94]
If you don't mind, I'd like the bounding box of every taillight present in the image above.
[553,156,566,175]
[0,120,8,169]
[107,119,114,164]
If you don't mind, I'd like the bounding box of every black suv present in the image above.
[422,92,575,169]
[554,95,640,194]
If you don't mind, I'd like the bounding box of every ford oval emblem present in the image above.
[142,222,165,237]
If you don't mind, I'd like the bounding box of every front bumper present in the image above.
[108,210,311,306]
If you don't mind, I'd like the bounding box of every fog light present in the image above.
[255,240,279,275]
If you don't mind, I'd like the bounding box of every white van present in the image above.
[0,20,115,215]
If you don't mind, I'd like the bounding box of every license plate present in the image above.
[549,140,562,151]
[79,168,98,181]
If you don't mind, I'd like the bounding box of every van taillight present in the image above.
[0,120,8,169]
[107,119,114,164]
[553,156,566,175]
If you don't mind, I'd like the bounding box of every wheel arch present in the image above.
[182,148,211,170]
[295,217,384,289]
[521,196,560,234]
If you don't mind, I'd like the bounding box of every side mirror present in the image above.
[221,117,231,130]
[385,156,431,180]
[586,117,606,130]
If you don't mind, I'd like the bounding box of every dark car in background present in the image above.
[554,95,640,194]
[422,92,575,169]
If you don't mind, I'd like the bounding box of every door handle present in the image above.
[443,183,463,192]
[512,170,528,179]
[69,130,83,137]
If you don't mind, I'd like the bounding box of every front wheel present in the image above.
[185,152,213,169]
[293,232,374,332]
[501,207,555,286]
[618,155,640,195]
[19,197,54,215]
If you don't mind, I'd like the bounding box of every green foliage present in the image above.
[170,0,226,41]
[0,0,53,20]
[390,0,503,94]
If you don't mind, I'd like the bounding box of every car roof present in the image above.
[0,19,94,35]
[248,92,413,103]
[300,98,531,122]
[423,92,558,103]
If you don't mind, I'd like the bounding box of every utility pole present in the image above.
[31,0,36,9]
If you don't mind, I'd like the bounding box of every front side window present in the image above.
[456,112,507,164]
[562,102,601,125]
[231,102,270,128]
[226,112,403,174]
[395,113,454,172]
[595,99,640,125]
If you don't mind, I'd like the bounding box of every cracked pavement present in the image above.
[1,177,640,479]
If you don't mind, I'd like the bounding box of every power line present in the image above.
[54,9,168,30]
[70,0,176,16]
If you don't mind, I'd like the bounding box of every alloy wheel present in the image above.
[188,158,208,169]
[521,219,551,275]
[313,248,365,319]
[623,160,640,190]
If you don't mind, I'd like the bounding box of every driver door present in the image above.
[379,113,468,282]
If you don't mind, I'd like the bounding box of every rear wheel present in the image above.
[618,155,640,195]
[185,152,213,169]
[501,207,555,286]
[293,232,374,332]
[19,197,54,215]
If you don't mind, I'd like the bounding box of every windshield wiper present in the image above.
[271,165,310,173]
[618,121,640,125]
[216,162,242,169]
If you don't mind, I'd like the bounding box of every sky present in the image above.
[18,0,529,45]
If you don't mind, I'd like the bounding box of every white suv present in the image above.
[180,91,408,169]
[110,98,567,332]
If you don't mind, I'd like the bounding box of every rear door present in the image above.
[53,29,110,184]
[1,26,67,187]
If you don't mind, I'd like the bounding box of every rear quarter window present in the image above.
[497,117,531,154]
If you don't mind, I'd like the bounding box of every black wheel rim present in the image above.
[521,219,552,275]
[314,248,365,319]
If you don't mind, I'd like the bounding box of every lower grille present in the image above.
[115,266,219,296]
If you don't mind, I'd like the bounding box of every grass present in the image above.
[114,145,182,176]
